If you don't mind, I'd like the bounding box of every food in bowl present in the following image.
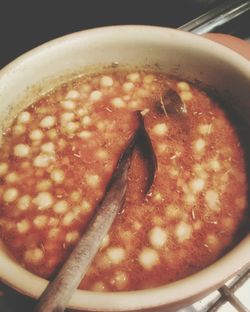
[0,68,248,293]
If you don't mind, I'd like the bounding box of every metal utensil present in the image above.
[179,0,250,34]
[34,134,136,312]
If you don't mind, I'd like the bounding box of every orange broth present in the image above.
[0,69,248,291]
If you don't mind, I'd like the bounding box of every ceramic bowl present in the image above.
[0,25,250,312]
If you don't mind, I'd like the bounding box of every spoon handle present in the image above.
[179,0,250,34]
[34,135,136,312]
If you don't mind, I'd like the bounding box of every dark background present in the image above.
[0,0,250,69]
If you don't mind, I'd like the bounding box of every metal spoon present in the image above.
[34,112,156,312]
[34,133,136,312]
[158,88,187,116]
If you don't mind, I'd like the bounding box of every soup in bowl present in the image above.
[0,26,249,311]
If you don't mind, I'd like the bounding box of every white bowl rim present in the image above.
[0,25,250,311]
[1,24,250,79]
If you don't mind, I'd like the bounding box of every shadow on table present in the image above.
[0,282,81,311]
[0,282,36,312]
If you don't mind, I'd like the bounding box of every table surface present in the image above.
[0,1,250,311]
